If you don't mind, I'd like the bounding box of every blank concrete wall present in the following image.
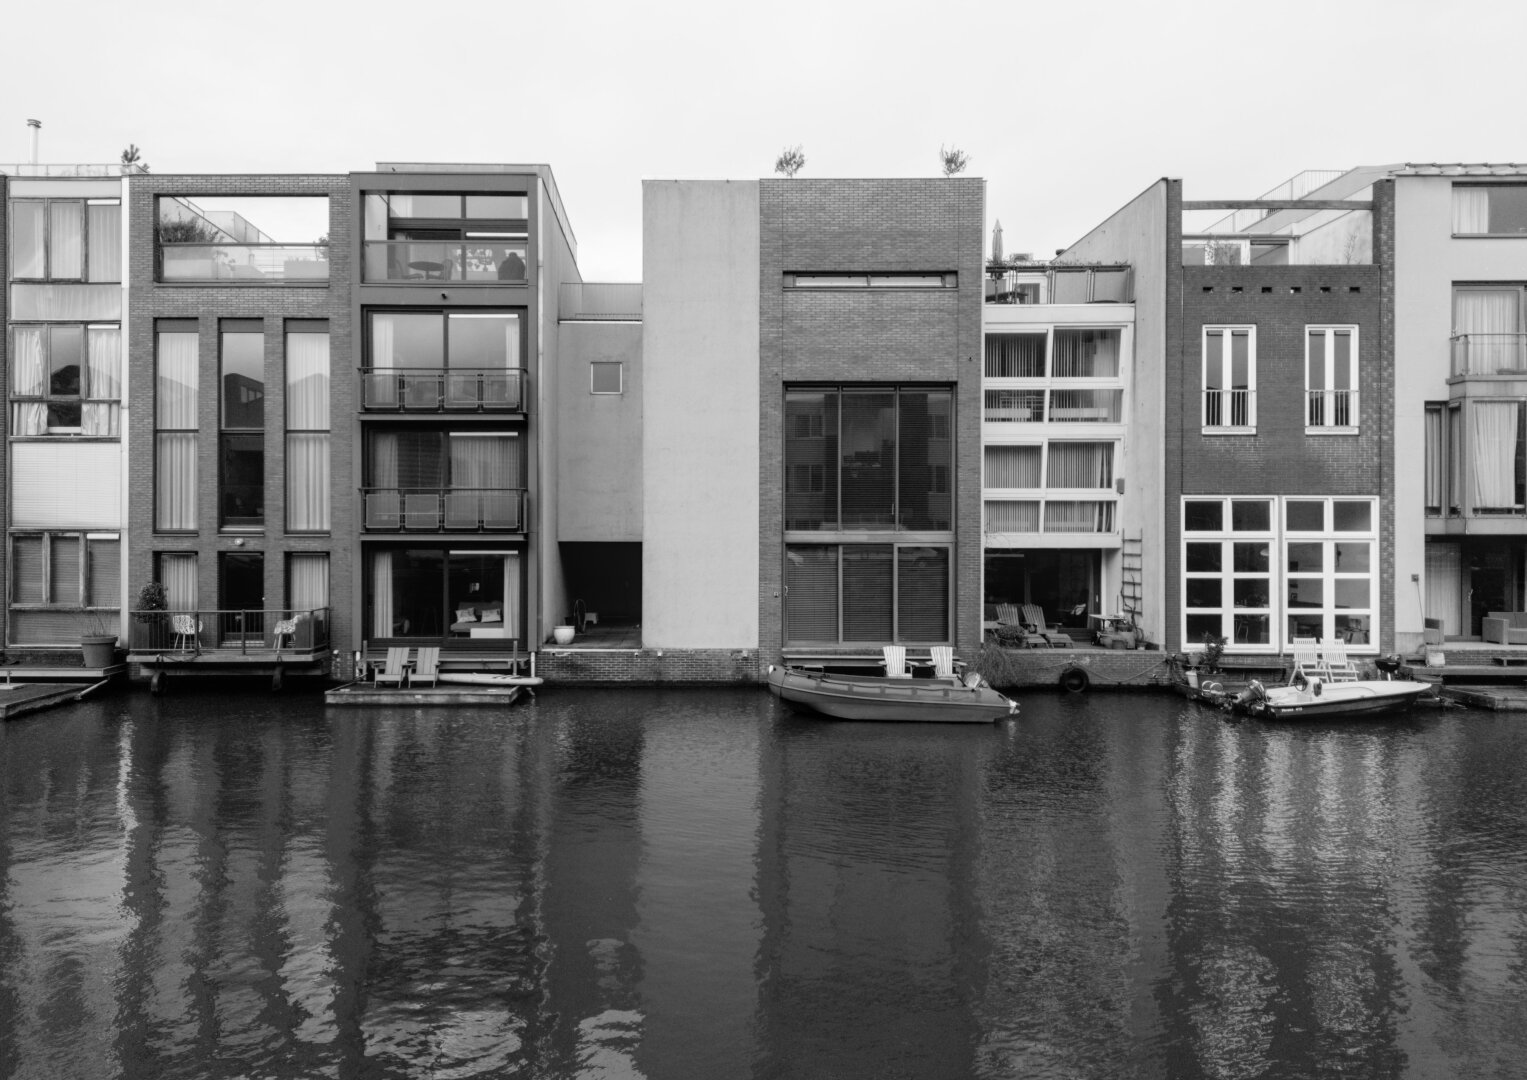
[641,180,760,648]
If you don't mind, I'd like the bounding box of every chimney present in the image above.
[27,119,40,165]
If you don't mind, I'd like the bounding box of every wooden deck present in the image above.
[325,683,526,708]
[126,648,333,692]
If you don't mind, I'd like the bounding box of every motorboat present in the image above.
[766,664,1018,723]
[1230,673,1435,720]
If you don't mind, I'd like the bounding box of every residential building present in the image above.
[1392,165,1527,648]
[1059,171,1393,656]
[981,260,1139,643]
[3,159,134,661]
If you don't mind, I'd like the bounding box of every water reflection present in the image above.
[1,689,1525,1078]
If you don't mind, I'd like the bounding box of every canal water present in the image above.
[1,687,1524,1079]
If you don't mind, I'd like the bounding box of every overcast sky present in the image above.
[5,0,1524,280]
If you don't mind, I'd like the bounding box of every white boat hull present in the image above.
[1236,678,1435,720]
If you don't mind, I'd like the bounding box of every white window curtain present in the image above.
[160,553,198,612]
[1453,187,1490,234]
[369,314,397,407]
[49,202,83,279]
[984,445,1041,488]
[502,553,521,635]
[12,203,45,278]
[289,553,329,612]
[286,434,331,531]
[87,202,122,283]
[1454,289,1521,375]
[10,326,47,436]
[370,432,400,488]
[1424,407,1444,510]
[83,326,121,436]
[156,332,199,530]
[1470,402,1520,509]
[370,551,393,637]
[1053,330,1120,378]
[449,434,518,489]
[1425,544,1463,637]
[1046,443,1113,489]
[286,332,330,429]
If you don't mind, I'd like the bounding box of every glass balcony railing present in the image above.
[360,367,526,411]
[1452,333,1527,377]
[363,488,527,532]
[160,244,330,282]
[363,241,528,283]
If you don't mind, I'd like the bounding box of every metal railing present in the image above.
[1306,388,1358,427]
[363,488,527,531]
[128,607,331,654]
[1451,333,1527,377]
[559,282,643,320]
[361,367,526,411]
[160,244,330,282]
[362,240,527,283]
[1203,389,1256,428]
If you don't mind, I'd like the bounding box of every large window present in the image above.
[155,324,199,532]
[10,532,120,644]
[10,324,121,436]
[1453,185,1527,236]
[9,198,121,282]
[367,548,522,642]
[363,192,528,283]
[983,442,1117,535]
[365,310,524,409]
[158,196,329,283]
[1181,496,1377,651]
[286,322,330,532]
[1306,326,1357,430]
[1202,326,1255,430]
[220,322,265,529]
[784,385,952,644]
[365,431,523,531]
[1452,286,1526,376]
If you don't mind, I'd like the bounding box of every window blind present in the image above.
[897,547,948,642]
[785,546,838,642]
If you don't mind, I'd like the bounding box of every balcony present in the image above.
[363,488,527,532]
[363,240,527,284]
[126,607,331,655]
[559,282,643,321]
[361,367,527,412]
[1306,389,1358,428]
[985,265,1133,305]
[1203,389,1256,429]
[1452,333,1527,377]
[160,244,329,283]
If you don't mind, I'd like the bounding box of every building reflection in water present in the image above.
[0,691,1524,1078]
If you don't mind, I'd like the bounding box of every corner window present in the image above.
[1202,326,1255,431]
[1305,326,1357,431]
[590,362,623,394]
[1453,185,1527,236]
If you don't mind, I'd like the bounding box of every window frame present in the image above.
[1304,325,1359,433]
[219,322,266,531]
[9,531,121,613]
[1201,325,1257,432]
[8,197,121,283]
[1451,184,1527,238]
[285,321,331,534]
[9,322,122,437]
[783,541,953,645]
[590,361,624,395]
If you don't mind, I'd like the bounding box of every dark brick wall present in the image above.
[537,648,761,684]
[758,179,985,667]
[127,175,354,672]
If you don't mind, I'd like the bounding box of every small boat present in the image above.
[437,672,544,688]
[1230,674,1435,720]
[766,664,1018,723]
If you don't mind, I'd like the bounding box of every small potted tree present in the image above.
[79,612,118,668]
[134,581,169,649]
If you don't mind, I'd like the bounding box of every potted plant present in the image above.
[134,582,169,648]
[79,612,118,668]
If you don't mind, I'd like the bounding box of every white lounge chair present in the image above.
[881,645,912,678]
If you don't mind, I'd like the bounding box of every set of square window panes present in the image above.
[9,199,122,282]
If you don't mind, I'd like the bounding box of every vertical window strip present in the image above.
[155,331,199,531]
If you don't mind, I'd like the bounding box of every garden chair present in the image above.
[373,647,411,688]
[1020,604,1075,647]
[1319,637,1360,682]
[412,647,441,688]
[880,645,912,678]
[1290,638,1322,684]
[170,614,201,655]
[930,646,961,679]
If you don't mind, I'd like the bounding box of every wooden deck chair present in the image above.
[1319,637,1360,681]
[1021,604,1075,647]
[880,645,912,678]
[995,603,1022,627]
[1290,638,1322,684]
[929,646,959,679]
[374,647,410,687]
[412,647,441,688]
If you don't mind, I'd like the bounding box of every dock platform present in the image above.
[325,682,525,707]
[0,682,96,720]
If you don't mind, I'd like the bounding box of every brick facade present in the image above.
[758,179,985,667]
[126,175,354,675]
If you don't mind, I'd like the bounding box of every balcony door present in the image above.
[220,552,264,642]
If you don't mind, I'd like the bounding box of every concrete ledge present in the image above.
[325,683,525,707]
[0,683,91,721]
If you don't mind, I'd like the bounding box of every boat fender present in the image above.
[1313,678,1322,697]
[1059,667,1089,693]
